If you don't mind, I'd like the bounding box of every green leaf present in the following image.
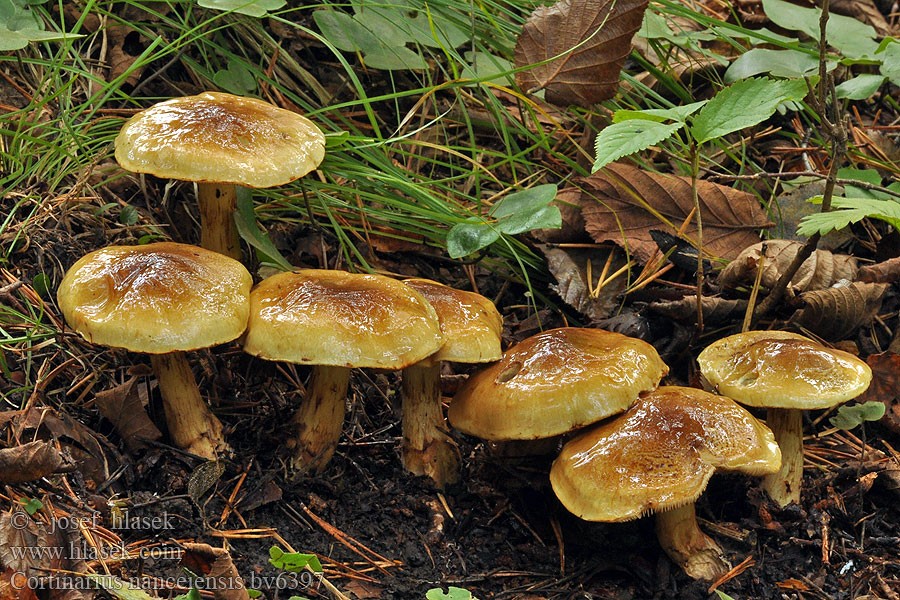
[612,100,707,124]
[21,497,42,515]
[426,587,478,600]
[835,74,886,100]
[762,0,878,59]
[461,51,514,86]
[837,167,886,199]
[31,273,50,298]
[878,41,900,86]
[353,0,468,49]
[447,218,500,258]
[268,546,323,573]
[362,45,429,71]
[119,204,139,225]
[213,59,258,95]
[313,9,382,53]
[173,588,202,600]
[86,575,155,600]
[714,592,737,600]
[234,187,293,271]
[829,401,886,430]
[197,0,286,17]
[690,78,807,145]
[725,49,823,82]
[797,196,900,236]
[490,184,560,235]
[592,120,684,172]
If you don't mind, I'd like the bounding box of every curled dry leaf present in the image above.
[180,543,249,600]
[794,282,889,340]
[93,377,162,453]
[856,352,900,437]
[514,0,650,107]
[718,240,859,292]
[647,295,749,325]
[857,256,900,284]
[538,245,626,322]
[0,440,67,483]
[578,163,772,263]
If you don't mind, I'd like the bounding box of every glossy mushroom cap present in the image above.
[243,270,444,369]
[114,92,326,188]
[448,327,668,440]
[57,242,252,353]
[550,386,781,522]
[403,278,502,365]
[697,330,872,410]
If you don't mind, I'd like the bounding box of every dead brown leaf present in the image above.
[538,245,626,322]
[514,0,650,107]
[576,163,772,263]
[794,282,888,340]
[647,295,748,324]
[0,568,38,600]
[857,256,900,284]
[0,440,67,483]
[719,240,858,292]
[93,377,162,452]
[343,580,382,599]
[180,543,249,600]
[856,352,900,436]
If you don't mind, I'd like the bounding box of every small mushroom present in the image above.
[448,327,668,441]
[400,279,502,487]
[243,270,443,475]
[57,242,252,459]
[115,92,325,260]
[551,386,781,580]
[697,330,872,507]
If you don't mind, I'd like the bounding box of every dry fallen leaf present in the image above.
[794,282,888,340]
[647,295,749,324]
[0,441,67,483]
[857,256,900,284]
[180,543,249,600]
[538,244,626,322]
[93,377,162,452]
[515,0,649,107]
[719,240,858,292]
[577,163,772,263]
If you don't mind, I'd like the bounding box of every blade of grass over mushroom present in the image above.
[234,188,294,271]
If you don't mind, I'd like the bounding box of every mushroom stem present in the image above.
[287,365,351,475]
[401,362,459,488]
[761,407,803,507]
[655,503,730,580]
[150,352,227,460]
[197,182,241,260]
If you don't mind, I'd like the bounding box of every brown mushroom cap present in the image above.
[550,386,781,522]
[243,270,443,369]
[403,278,502,364]
[114,92,325,188]
[697,330,872,410]
[57,242,252,354]
[447,327,668,440]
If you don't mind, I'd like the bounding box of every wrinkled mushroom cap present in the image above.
[697,330,872,410]
[403,278,502,365]
[57,242,252,354]
[550,386,781,522]
[114,92,326,188]
[243,270,443,369]
[448,327,668,440]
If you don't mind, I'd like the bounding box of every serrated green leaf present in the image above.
[234,187,293,271]
[797,197,900,236]
[592,120,684,172]
[447,218,500,257]
[690,78,807,145]
[197,0,286,17]
[268,546,323,573]
[612,100,707,124]
[725,49,823,82]
[829,401,886,430]
[835,74,886,100]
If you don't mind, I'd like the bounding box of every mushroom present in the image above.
[57,242,252,459]
[399,279,502,487]
[551,386,781,580]
[697,330,872,507]
[243,269,443,475]
[114,91,326,260]
[448,327,668,442]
